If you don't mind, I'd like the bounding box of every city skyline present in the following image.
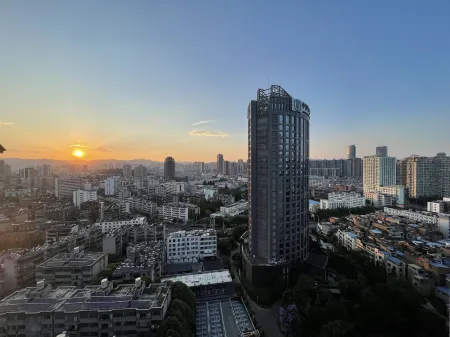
[1,1,450,161]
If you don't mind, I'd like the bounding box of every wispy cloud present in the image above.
[0,122,13,126]
[192,120,215,126]
[69,143,112,153]
[188,130,230,137]
[95,147,112,153]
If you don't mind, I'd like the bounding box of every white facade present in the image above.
[73,189,97,207]
[375,185,406,207]
[128,198,158,215]
[159,204,189,222]
[363,156,397,193]
[104,176,121,196]
[365,191,393,208]
[219,201,248,216]
[427,201,448,213]
[336,230,358,251]
[166,229,217,264]
[95,217,147,233]
[320,192,365,210]
[164,181,187,195]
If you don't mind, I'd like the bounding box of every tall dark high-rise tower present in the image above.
[246,85,310,273]
[217,154,224,174]
[164,157,176,180]
[347,145,356,159]
[376,146,388,157]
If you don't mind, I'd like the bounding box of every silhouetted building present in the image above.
[164,157,176,180]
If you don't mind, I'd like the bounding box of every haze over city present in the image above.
[1,0,449,161]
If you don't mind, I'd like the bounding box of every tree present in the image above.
[231,225,247,241]
[319,320,354,337]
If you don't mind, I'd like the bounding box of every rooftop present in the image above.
[162,270,232,287]
[0,280,170,314]
[36,251,107,269]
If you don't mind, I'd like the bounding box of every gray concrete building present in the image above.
[35,248,108,287]
[0,278,171,337]
[243,85,310,288]
[376,146,388,157]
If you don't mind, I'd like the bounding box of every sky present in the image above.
[1,0,449,162]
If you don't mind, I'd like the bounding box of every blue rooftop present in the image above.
[429,262,448,269]
[436,287,450,296]
[309,200,319,205]
[345,232,357,239]
[371,229,382,234]
[395,250,404,256]
[409,224,420,228]
[387,256,402,265]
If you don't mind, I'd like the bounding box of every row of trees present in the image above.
[157,281,196,337]
[280,251,448,337]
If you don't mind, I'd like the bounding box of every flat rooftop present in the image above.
[196,298,257,337]
[37,252,107,269]
[0,281,170,314]
[162,270,232,288]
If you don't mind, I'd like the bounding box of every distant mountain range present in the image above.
[0,158,217,171]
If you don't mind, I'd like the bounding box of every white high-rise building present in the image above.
[166,229,217,264]
[73,189,98,207]
[105,176,121,196]
[363,155,397,193]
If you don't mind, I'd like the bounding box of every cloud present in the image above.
[70,143,89,149]
[0,122,13,126]
[192,120,215,126]
[95,147,112,153]
[69,143,112,152]
[188,130,230,137]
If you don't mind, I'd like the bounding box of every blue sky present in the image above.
[1,0,449,161]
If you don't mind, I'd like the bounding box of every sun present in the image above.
[72,149,85,158]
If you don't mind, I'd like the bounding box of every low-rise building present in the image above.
[336,230,358,251]
[166,229,217,264]
[320,192,365,210]
[219,200,248,216]
[113,242,164,282]
[35,248,108,287]
[102,227,128,254]
[159,203,189,222]
[0,278,171,337]
[95,217,147,233]
[162,270,233,299]
[128,197,158,215]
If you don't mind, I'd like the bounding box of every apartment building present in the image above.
[365,191,393,208]
[320,192,366,210]
[95,217,147,233]
[73,189,97,207]
[113,241,164,282]
[166,229,217,264]
[406,156,436,198]
[336,230,358,251]
[159,203,189,222]
[104,176,121,196]
[0,279,171,337]
[35,248,108,287]
[128,197,158,215]
[55,177,82,199]
[219,200,248,216]
[363,155,396,193]
[102,227,128,254]
[384,207,450,239]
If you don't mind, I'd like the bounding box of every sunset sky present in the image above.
[1,1,449,162]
